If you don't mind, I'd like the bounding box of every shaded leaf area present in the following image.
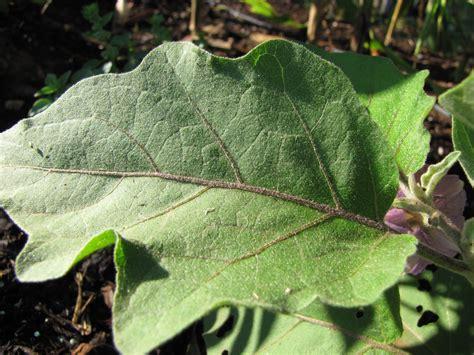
[310,46,434,175]
[396,268,474,354]
[0,208,117,354]
[0,40,415,353]
[439,72,474,186]
[203,288,403,354]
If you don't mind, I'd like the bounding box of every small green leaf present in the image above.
[82,3,101,24]
[88,29,111,42]
[44,73,59,88]
[439,72,474,186]
[463,218,474,244]
[0,40,416,353]
[35,71,71,98]
[99,11,114,28]
[243,0,278,18]
[34,86,57,97]
[58,71,72,88]
[101,45,119,62]
[28,98,53,116]
[110,34,131,48]
[309,47,435,175]
[82,3,113,43]
[396,269,474,354]
[461,218,474,268]
[149,14,171,44]
[420,150,461,197]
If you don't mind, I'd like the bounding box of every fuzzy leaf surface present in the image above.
[395,269,474,354]
[0,40,415,354]
[204,288,403,354]
[310,48,434,174]
[439,72,474,186]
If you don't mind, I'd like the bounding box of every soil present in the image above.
[0,1,472,354]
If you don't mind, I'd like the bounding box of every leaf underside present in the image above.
[310,47,434,175]
[396,269,474,354]
[204,288,404,354]
[439,72,474,186]
[0,40,415,354]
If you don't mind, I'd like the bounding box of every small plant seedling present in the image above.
[29,71,71,116]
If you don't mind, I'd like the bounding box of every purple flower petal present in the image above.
[384,208,411,234]
[433,175,466,229]
[406,254,431,275]
[385,168,466,275]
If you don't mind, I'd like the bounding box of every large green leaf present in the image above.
[395,269,474,354]
[0,40,415,353]
[439,72,474,186]
[310,48,435,175]
[204,288,404,354]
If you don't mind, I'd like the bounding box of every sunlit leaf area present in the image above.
[0,1,472,354]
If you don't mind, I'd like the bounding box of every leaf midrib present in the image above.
[270,52,342,209]
[1,164,387,231]
[400,321,436,354]
[163,50,243,183]
[141,220,394,350]
[295,313,408,354]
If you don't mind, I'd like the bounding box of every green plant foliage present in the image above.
[420,150,461,197]
[28,97,53,117]
[80,3,170,72]
[462,218,474,269]
[242,0,304,29]
[149,14,172,45]
[0,40,416,353]
[82,2,113,42]
[368,38,415,74]
[243,0,277,18]
[310,47,435,175]
[415,0,474,57]
[439,72,474,186]
[28,3,173,118]
[395,269,474,354]
[82,3,133,68]
[29,71,71,116]
[204,288,404,354]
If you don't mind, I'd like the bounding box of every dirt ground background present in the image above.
[0,0,472,353]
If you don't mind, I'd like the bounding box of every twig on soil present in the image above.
[72,271,95,335]
[72,332,107,355]
[11,345,38,355]
[71,272,84,326]
[35,304,77,337]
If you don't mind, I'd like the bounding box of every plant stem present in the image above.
[115,0,129,25]
[189,0,200,40]
[399,171,409,188]
[417,244,474,286]
[384,0,404,46]
[351,0,373,52]
[307,0,319,43]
